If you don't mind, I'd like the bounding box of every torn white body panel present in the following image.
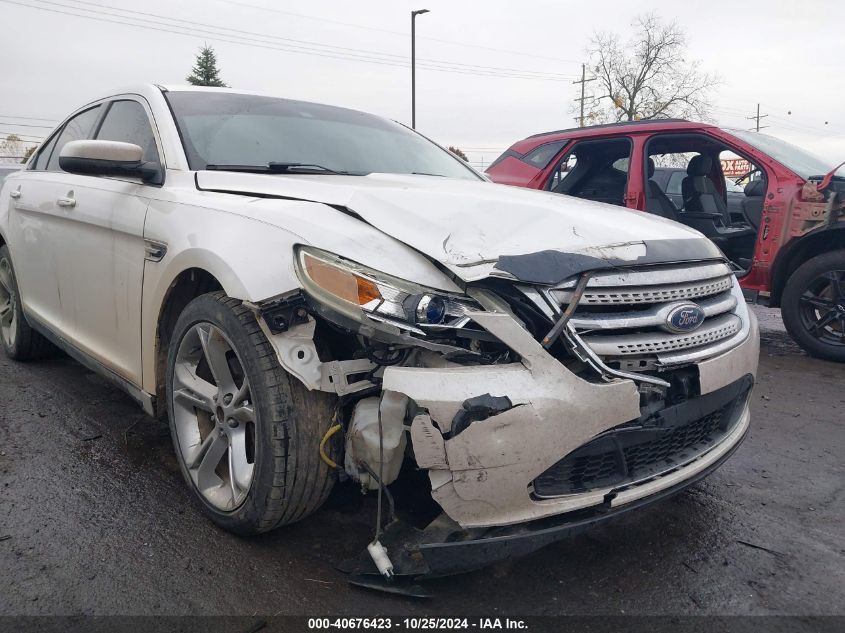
[382,306,759,529]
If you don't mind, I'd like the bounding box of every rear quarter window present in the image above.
[522,140,567,169]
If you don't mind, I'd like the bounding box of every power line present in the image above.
[61,0,575,79]
[768,114,844,136]
[0,130,45,141]
[6,0,576,82]
[214,0,585,66]
[713,106,845,139]
[0,114,58,122]
[0,121,54,128]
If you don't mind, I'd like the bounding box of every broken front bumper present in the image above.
[357,406,748,580]
[352,374,753,580]
[382,308,759,530]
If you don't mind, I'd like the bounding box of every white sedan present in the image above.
[0,85,758,580]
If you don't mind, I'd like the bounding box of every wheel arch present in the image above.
[151,266,224,419]
[770,227,845,307]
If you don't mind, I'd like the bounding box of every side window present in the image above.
[666,171,685,195]
[96,100,160,164]
[719,151,755,183]
[47,105,100,171]
[548,138,632,206]
[46,105,102,172]
[31,134,59,171]
[523,140,567,169]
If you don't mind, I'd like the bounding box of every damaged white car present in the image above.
[0,86,758,585]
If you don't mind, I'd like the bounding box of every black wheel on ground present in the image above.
[781,250,845,363]
[0,245,55,360]
[166,291,337,535]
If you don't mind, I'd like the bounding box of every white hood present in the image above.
[196,171,709,281]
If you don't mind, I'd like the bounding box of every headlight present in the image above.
[294,246,475,334]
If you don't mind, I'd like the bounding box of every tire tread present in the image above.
[168,291,336,535]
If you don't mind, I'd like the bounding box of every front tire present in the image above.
[0,245,54,360]
[781,250,845,363]
[166,291,337,535]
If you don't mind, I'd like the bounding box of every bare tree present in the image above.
[584,13,718,123]
[21,145,36,163]
[0,134,25,165]
[448,146,468,162]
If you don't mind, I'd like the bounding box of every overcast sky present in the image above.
[1,0,843,169]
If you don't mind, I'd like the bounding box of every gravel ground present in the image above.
[0,305,843,617]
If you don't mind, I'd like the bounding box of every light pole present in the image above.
[411,9,429,129]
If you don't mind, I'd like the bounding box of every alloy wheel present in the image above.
[0,257,17,349]
[798,269,845,348]
[172,322,256,511]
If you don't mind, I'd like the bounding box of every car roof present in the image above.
[510,119,718,154]
[67,84,285,115]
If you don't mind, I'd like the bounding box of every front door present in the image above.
[57,98,163,385]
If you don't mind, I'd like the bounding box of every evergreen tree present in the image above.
[186,45,228,87]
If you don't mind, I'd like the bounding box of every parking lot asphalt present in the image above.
[0,306,843,617]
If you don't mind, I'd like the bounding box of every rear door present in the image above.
[5,105,103,337]
[545,137,633,207]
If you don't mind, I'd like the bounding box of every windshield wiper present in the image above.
[205,162,356,175]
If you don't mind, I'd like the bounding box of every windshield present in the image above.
[165,91,480,180]
[728,129,842,179]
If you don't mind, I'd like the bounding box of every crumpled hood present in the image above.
[196,171,713,281]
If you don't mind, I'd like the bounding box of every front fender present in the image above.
[140,198,305,395]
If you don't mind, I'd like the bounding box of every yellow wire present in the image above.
[319,423,343,469]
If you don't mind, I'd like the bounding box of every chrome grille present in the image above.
[545,261,746,365]
[582,315,741,356]
[563,275,733,305]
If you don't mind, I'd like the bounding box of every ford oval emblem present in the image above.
[665,303,705,333]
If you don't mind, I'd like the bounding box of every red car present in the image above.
[486,120,845,362]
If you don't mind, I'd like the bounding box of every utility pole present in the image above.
[411,9,430,129]
[747,103,769,132]
[572,63,597,127]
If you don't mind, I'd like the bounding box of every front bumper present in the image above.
[382,308,759,529]
[356,403,749,580]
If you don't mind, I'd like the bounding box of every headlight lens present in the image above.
[295,246,475,333]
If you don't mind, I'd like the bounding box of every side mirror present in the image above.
[59,140,162,185]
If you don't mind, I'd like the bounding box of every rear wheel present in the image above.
[0,245,54,360]
[166,291,337,535]
[781,250,845,362]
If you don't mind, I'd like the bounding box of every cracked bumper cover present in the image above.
[383,308,759,530]
[359,414,748,579]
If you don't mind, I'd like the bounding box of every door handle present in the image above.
[57,196,76,208]
[9,188,21,199]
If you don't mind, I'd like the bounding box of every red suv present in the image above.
[487,120,845,362]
